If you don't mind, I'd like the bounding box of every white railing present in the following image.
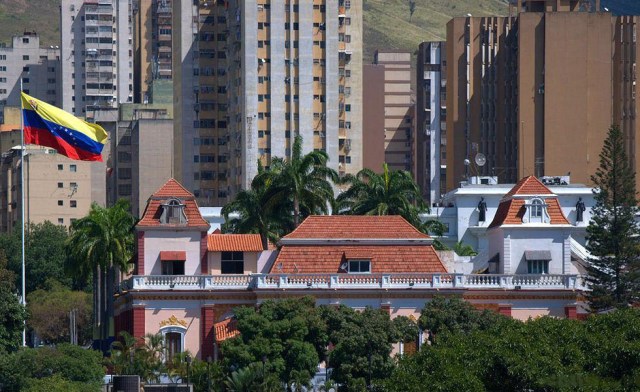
[118,273,587,292]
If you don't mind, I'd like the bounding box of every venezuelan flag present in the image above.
[21,92,108,161]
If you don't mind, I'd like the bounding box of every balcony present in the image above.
[119,273,587,292]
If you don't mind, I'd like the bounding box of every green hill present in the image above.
[363,0,509,62]
[0,0,60,46]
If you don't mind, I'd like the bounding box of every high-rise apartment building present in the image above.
[416,42,447,204]
[0,33,60,124]
[370,51,414,173]
[173,0,363,205]
[445,0,640,192]
[61,0,134,116]
[133,0,173,103]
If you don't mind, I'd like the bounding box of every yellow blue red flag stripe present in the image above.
[21,92,108,161]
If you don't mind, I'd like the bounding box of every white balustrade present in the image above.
[118,273,587,292]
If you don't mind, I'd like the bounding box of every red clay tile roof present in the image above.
[270,245,447,274]
[283,215,429,239]
[214,318,240,342]
[504,176,555,198]
[207,233,265,251]
[137,178,209,229]
[489,177,570,228]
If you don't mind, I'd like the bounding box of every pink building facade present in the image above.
[114,178,587,360]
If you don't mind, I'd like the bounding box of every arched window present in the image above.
[160,324,187,362]
[160,198,187,224]
[531,199,543,218]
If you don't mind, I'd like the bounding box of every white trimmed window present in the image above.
[524,197,549,224]
[348,260,371,274]
[527,259,549,274]
[160,325,186,361]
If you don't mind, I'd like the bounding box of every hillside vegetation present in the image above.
[363,0,509,62]
[0,0,637,61]
[0,0,60,46]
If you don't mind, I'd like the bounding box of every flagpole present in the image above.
[20,81,26,347]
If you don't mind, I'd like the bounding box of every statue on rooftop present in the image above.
[478,197,487,222]
[576,197,585,222]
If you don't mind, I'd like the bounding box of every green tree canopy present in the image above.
[384,309,640,392]
[0,221,72,292]
[221,297,327,389]
[322,305,399,390]
[587,124,640,310]
[27,280,92,345]
[418,296,505,340]
[0,250,27,353]
[0,344,104,392]
[336,163,428,228]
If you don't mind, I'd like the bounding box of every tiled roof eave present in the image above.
[278,238,434,246]
[135,224,210,231]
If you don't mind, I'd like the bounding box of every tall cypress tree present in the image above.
[586,125,640,310]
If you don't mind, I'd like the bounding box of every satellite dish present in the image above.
[475,153,486,167]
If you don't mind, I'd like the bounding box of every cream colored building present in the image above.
[0,145,96,232]
[173,0,363,205]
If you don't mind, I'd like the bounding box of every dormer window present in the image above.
[523,197,549,224]
[531,199,543,218]
[348,260,371,274]
[160,199,187,224]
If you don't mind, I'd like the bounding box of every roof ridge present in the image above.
[504,176,554,199]
[152,178,194,197]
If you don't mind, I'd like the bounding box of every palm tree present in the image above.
[267,135,338,227]
[225,364,261,392]
[66,199,136,352]
[222,162,293,247]
[421,219,448,250]
[453,241,478,256]
[336,163,428,227]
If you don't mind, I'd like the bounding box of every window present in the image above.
[70,200,77,208]
[57,164,63,171]
[58,200,63,206]
[57,218,64,225]
[161,199,187,224]
[57,182,63,188]
[221,251,244,274]
[527,260,549,274]
[348,260,371,274]
[118,168,131,179]
[165,332,182,361]
[118,184,131,196]
[70,164,77,172]
[531,199,543,217]
[162,260,185,275]
[23,55,29,61]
